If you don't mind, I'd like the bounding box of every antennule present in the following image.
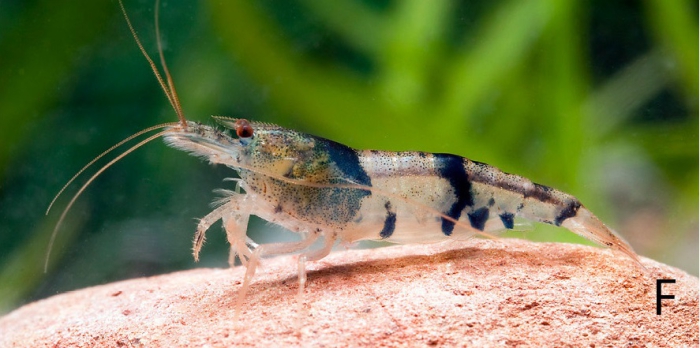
[118,0,187,128]
[154,0,186,126]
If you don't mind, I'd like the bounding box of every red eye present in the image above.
[235,119,254,138]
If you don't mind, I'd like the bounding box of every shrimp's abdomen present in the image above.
[346,150,640,265]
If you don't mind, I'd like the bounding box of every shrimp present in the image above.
[47,0,645,320]
[163,117,645,317]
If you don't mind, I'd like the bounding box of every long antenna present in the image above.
[46,123,176,215]
[45,127,176,272]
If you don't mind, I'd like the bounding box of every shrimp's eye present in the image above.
[235,119,254,138]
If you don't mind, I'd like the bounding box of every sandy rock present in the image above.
[0,238,697,347]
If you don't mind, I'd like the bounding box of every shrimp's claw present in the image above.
[560,207,647,273]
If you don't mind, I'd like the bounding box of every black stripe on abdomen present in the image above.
[468,207,489,231]
[554,200,582,226]
[380,201,397,239]
[435,154,473,236]
[499,212,515,229]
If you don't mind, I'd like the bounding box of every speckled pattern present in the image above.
[1,239,696,347]
[163,120,641,266]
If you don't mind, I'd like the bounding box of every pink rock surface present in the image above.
[1,239,697,347]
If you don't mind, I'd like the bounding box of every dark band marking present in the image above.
[554,200,582,226]
[499,212,514,229]
[380,201,397,239]
[468,160,563,205]
[488,198,495,207]
[467,207,490,231]
[435,154,473,236]
[317,137,372,187]
[524,183,556,203]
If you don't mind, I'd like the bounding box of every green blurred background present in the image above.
[0,0,697,314]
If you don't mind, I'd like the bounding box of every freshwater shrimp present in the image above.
[47,1,644,319]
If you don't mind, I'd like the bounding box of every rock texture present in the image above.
[0,239,697,347]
